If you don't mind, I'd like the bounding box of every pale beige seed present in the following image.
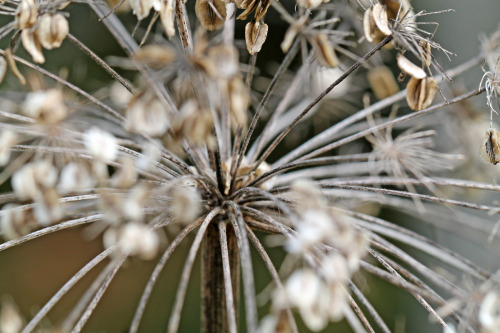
[245,20,268,55]
[372,4,392,36]
[281,16,308,53]
[15,0,38,30]
[21,29,44,64]
[367,66,400,100]
[37,13,69,50]
[133,45,176,68]
[159,0,175,37]
[406,76,437,111]
[195,0,226,31]
[480,128,500,165]
[0,56,6,85]
[296,0,322,10]
[397,53,426,79]
[5,49,26,85]
[363,6,385,43]
[310,33,339,68]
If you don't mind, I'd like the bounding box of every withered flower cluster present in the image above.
[0,1,499,333]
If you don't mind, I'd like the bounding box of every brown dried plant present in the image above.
[0,1,500,333]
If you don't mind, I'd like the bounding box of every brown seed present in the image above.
[480,128,500,165]
[195,0,226,31]
[245,20,268,55]
[281,16,308,53]
[397,53,426,79]
[419,40,432,67]
[310,33,338,68]
[406,76,437,111]
[368,66,400,100]
[37,13,69,50]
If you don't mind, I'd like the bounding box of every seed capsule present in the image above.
[368,66,400,100]
[397,53,426,79]
[406,76,437,111]
[195,0,226,31]
[310,33,339,68]
[21,29,44,64]
[480,128,500,165]
[245,20,268,55]
[15,0,38,30]
[37,13,69,50]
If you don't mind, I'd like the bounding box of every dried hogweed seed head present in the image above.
[21,89,67,124]
[406,76,437,111]
[195,0,226,31]
[368,66,400,99]
[310,33,339,68]
[397,53,426,79]
[37,13,69,50]
[15,0,38,30]
[245,20,268,55]
[480,128,500,165]
[21,29,44,64]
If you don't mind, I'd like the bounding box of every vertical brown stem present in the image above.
[202,221,240,332]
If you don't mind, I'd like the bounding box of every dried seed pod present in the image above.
[37,13,69,50]
[406,76,437,111]
[22,89,67,124]
[159,0,175,37]
[133,45,176,68]
[363,6,385,43]
[397,53,426,79]
[15,0,38,30]
[129,0,154,20]
[195,0,226,31]
[419,40,432,67]
[125,92,170,137]
[381,0,413,21]
[21,29,44,64]
[297,0,322,10]
[480,128,500,165]
[367,66,400,100]
[372,4,392,36]
[281,16,308,53]
[5,49,26,85]
[245,20,268,55]
[310,34,339,68]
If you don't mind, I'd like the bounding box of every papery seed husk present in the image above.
[373,4,392,36]
[419,40,432,67]
[245,20,268,55]
[129,0,154,20]
[15,0,38,30]
[311,34,338,68]
[281,16,308,53]
[37,13,69,50]
[133,45,176,68]
[406,76,437,111]
[195,0,227,31]
[397,53,426,79]
[363,7,385,43]
[21,29,45,64]
[382,0,413,20]
[480,128,500,165]
[368,66,400,100]
[159,0,175,37]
